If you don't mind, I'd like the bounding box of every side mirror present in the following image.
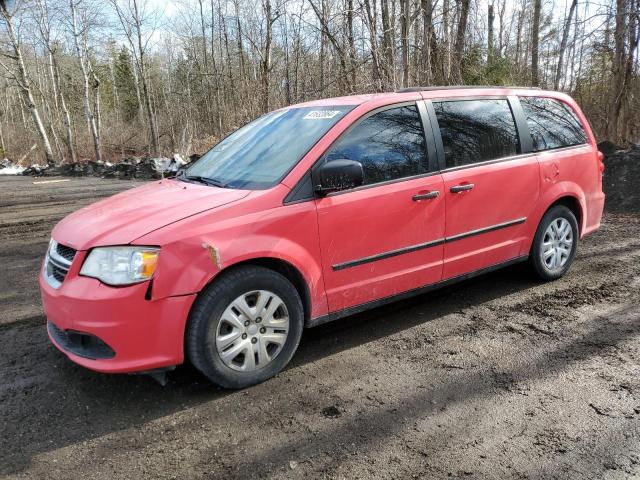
[314,159,364,194]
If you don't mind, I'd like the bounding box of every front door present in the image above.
[429,98,540,279]
[314,103,445,312]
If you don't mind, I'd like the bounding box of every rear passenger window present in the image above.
[433,99,520,169]
[519,97,587,151]
[323,104,428,185]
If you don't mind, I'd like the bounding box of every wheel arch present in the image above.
[547,195,583,235]
[522,187,586,257]
[199,257,313,325]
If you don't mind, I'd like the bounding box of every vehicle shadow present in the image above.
[204,302,640,478]
[0,263,604,476]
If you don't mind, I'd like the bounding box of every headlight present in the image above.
[80,246,160,286]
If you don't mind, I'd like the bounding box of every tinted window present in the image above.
[519,97,587,151]
[433,99,520,168]
[186,105,354,189]
[323,104,428,185]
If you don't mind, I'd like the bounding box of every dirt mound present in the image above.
[603,144,640,213]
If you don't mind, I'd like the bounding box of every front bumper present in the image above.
[40,267,196,373]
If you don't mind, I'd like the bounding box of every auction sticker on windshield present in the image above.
[303,110,343,120]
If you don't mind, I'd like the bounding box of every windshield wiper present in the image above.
[182,175,229,188]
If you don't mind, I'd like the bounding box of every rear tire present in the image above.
[530,205,579,281]
[186,266,304,389]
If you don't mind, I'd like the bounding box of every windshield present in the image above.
[184,105,355,189]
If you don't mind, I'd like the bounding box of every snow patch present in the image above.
[0,159,26,175]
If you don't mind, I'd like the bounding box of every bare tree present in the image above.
[0,0,55,165]
[111,0,160,156]
[488,2,495,62]
[553,0,577,90]
[531,0,541,86]
[0,0,638,164]
[36,0,76,163]
[70,0,102,162]
[261,0,274,112]
[400,0,410,87]
[453,0,470,83]
[381,0,395,88]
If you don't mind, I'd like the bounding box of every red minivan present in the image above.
[40,87,605,388]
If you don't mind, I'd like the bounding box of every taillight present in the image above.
[597,151,605,172]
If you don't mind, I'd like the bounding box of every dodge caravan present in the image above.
[40,87,605,388]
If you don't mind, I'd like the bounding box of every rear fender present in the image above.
[521,181,586,255]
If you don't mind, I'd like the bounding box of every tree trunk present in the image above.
[347,0,357,90]
[211,0,224,136]
[197,0,214,133]
[51,54,76,163]
[0,2,55,165]
[607,0,628,141]
[363,0,383,90]
[421,0,436,84]
[619,0,639,142]
[443,0,451,82]
[92,70,102,144]
[400,0,410,87]
[0,119,5,158]
[381,0,395,88]
[453,0,470,83]
[531,0,541,86]
[488,3,495,63]
[261,0,273,113]
[554,0,577,90]
[132,0,160,156]
[70,0,102,162]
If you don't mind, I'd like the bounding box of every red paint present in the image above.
[41,87,604,374]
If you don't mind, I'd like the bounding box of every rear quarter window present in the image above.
[519,97,588,152]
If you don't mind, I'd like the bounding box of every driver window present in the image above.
[322,104,429,186]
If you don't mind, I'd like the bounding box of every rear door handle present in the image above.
[450,183,475,193]
[412,191,440,201]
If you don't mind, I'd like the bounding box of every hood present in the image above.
[52,179,250,250]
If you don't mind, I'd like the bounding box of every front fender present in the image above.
[137,199,329,318]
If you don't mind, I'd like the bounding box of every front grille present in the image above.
[56,243,77,262]
[44,240,77,289]
[47,321,115,360]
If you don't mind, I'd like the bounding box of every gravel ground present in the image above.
[1,175,639,480]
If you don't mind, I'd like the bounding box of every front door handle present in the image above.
[450,183,475,193]
[412,191,440,201]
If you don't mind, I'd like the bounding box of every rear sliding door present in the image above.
[426,97,540,279]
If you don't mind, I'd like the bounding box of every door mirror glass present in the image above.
[315,159,364,194]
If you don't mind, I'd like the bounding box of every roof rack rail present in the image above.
[395,85,542,93]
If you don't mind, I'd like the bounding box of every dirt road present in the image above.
[1,175,639,479]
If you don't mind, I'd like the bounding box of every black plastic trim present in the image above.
[424,100,446,171]
[331,217,526,271]
[283,171,314,205]
[333,238,445,271]
[438,153,536,173]
[445,217,526,243]
[508,95,533,153]
[416,100,439,173]
[309,255,529,327]
[47,321,115,360]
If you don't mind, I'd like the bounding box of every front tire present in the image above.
[530,205,579,281]
[186,266,304,389]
